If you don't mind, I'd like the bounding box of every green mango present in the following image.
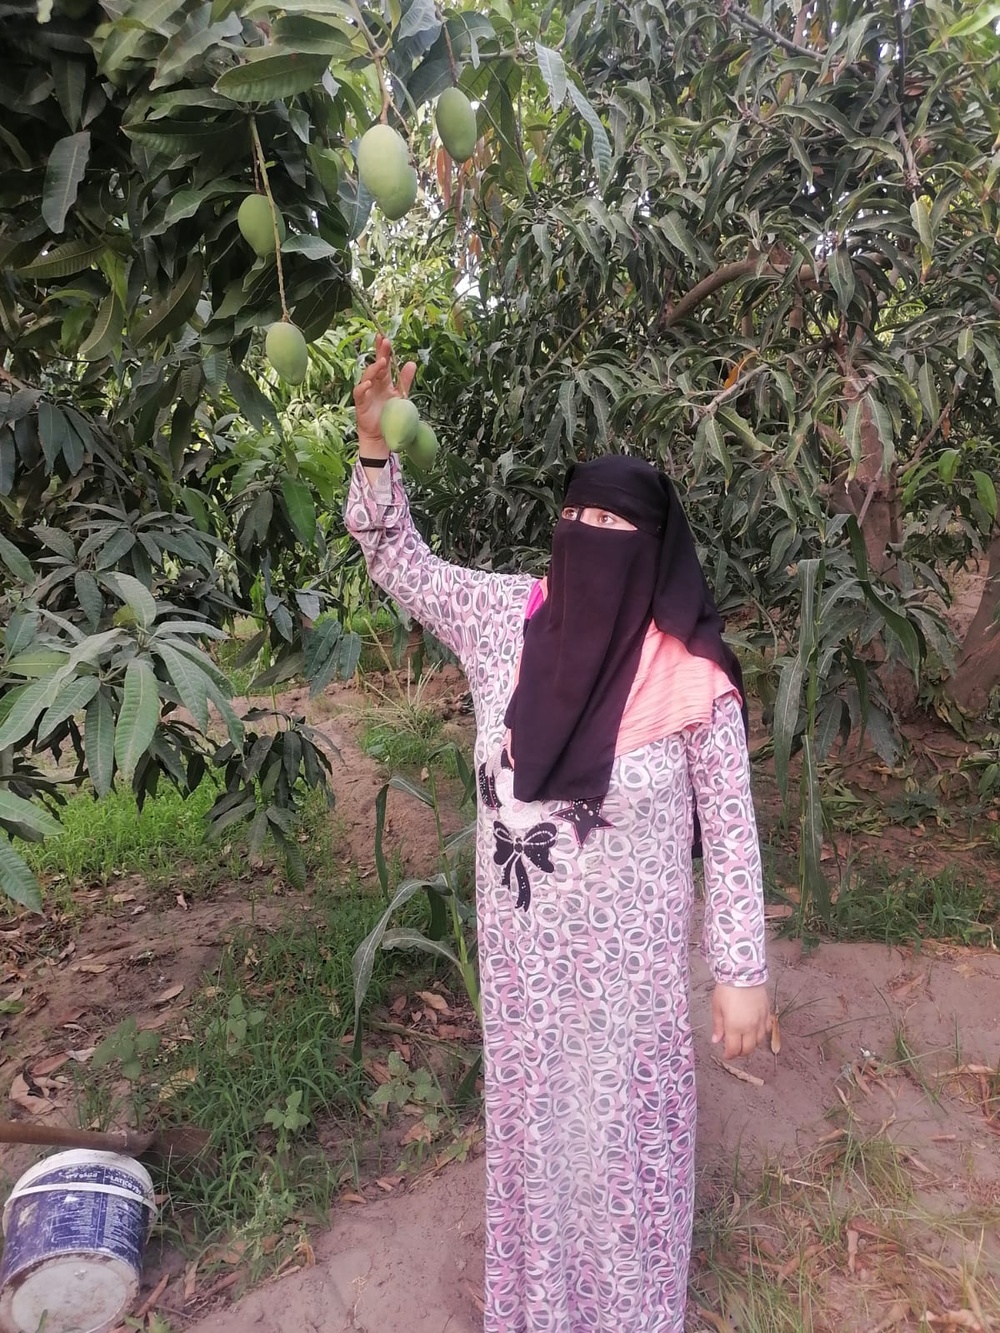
[435,88,478,163]
[266,322,308,385]
[238,195,286,258]
[380,398,420,451]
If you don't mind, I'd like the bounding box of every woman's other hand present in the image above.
[353,333,417,457]
[710,982,771,1059]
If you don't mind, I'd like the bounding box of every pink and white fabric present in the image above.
[345,458,768,1333]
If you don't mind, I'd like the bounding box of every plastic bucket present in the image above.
[0,1149,157,1333]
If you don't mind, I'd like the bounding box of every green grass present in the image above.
[359,711,459,777]
[80,880,426,1274]
[23,779,224,889]
[820,866,998,948]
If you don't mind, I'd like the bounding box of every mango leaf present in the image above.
[945,2,1000,39]
[85,688,115,797]
[0,674,59,749]
[568,82,612,185]
[213,51,331,103]
[281,234,340,260]
[133,258,203,346]
[0,834,42,913]
[102,572,157,629]
[280,473,317,547]
[41,132,91,234]
[772,654,804,802]
[153,641,210,731]
[827,246,855,313]
[846,517,923,677]
[398,0,439,41]
[973,469,998,523]
[78,290,123,362]
[114,657,160,782]
[0,532,34,584]
[37,675,100,742]
[0,790,62,839]
[536,42,567,110]
[17,239,104,280]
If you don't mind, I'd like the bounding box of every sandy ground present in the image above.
[182,935,1000,1333]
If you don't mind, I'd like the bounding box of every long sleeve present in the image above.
[684,693,768,987]
[343,457,534,718]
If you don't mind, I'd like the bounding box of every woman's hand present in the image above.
[711,983,771,1059]
[353,333,417,457]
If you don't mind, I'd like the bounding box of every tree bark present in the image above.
[947,529,1000,713]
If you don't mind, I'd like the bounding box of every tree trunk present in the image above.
[947,529,1000,714]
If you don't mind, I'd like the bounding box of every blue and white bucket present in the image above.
[0,1150,157,1333]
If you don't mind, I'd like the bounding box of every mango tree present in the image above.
[0,0,612,907]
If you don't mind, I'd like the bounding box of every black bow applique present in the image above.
[493,820,557,911]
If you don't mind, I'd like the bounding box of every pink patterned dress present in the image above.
[345,459,768,1333]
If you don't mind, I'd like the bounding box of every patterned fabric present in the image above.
[344,458,768,1333]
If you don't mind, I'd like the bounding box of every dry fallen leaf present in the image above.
[183,1259,199,1303]
[846,1226,859,1276]
[176,893,189,910]
[31,1052,69,1077]
[713,1058,764,1088]
[73,962,109,975]
[769,1012,781,1056]
[151,983,185,1006]
[9,1071,63,1116]
[416,990,449,1013]
[390,995,407,1017]
[400,1118,434,1148]
[375,1175,402,1191]
[341,1192,367,1205]
[693,1310,735,1333]
[870,1300,910,1332]
[924,1313,983,1330]
[67,1046,96,1063]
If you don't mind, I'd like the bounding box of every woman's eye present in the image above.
[561,506,578,520]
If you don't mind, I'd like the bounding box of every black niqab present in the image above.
[504,455,745,803]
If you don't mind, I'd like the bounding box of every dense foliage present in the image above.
[1,0,999,913]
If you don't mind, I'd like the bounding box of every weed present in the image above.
[794,865,998,948]
[368,1050,454,1165]
[141,883,413,1261]
[23,780,221,891]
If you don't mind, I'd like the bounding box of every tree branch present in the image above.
[664,259,760,327]
[728,6,820,59]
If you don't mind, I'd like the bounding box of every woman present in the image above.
[346,335,770,1333]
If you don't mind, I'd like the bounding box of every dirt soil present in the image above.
[2,667,999,1333]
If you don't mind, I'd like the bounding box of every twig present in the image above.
[713,1057,764,1087]
[441,12,459,83]
[906,402,951,471]
[133,1273,170,1321]
[249,116,288,322]
[0,366,31,392]
[538,303,607,378]
[894,108,921,194]
[349,0,392,121]
[856,477,881,528]
[697,363,769,415]
[728,5,821,59]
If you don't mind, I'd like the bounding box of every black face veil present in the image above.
[504,455,745,803]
